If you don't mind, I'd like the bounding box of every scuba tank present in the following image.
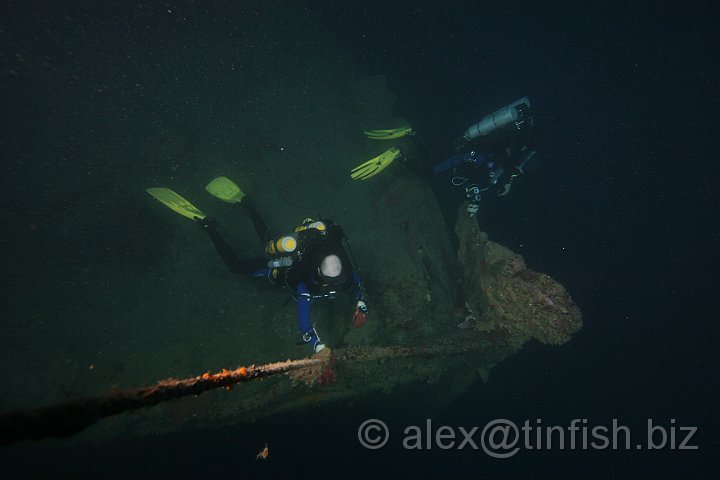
[463,97,531,142]
[265,235,297,269]
[266,234,298,256]
[294,218,326,233]
[265,218,328,269]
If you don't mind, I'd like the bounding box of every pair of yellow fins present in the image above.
[351,126,414,180]
[146,176,245,220]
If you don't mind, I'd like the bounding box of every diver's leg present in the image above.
[199,219,266,275]
[240,197,271,245]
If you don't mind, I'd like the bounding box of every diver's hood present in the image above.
[308,244,349,287]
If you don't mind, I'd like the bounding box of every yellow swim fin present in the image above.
[205,176,246,204]
[363,126,414,140]
[146,187,206,220]
[351,147,402,180]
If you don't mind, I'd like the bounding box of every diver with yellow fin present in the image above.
[146,177,368,353]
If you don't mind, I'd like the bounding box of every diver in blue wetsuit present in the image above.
[432,97,540,218]
[199,201,367,354]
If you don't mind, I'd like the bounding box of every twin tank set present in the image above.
[265,218,327,269]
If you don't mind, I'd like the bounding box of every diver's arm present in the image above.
[351,270,369,327]
[296,282,324,352]
[352,270,366,302]
[496,147,538,197]
[296,283,312,334]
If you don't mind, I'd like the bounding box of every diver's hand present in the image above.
[466,203,480,217]
[353,301,368,328]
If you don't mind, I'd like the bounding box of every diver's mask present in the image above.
[316,267,346,288]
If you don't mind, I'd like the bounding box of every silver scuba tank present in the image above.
[463,97,531,141]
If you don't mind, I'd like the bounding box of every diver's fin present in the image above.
[146,187,206,220]
[350,147,402,180]
[364,126,414,140]
[205,176,246,204]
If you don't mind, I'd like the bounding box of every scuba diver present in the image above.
[348,98,540,225]
[146,176,368,354]
[431,97,540,218]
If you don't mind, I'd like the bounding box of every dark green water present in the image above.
[2,1,717,478]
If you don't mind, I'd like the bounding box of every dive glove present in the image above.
[353,301,368,328]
